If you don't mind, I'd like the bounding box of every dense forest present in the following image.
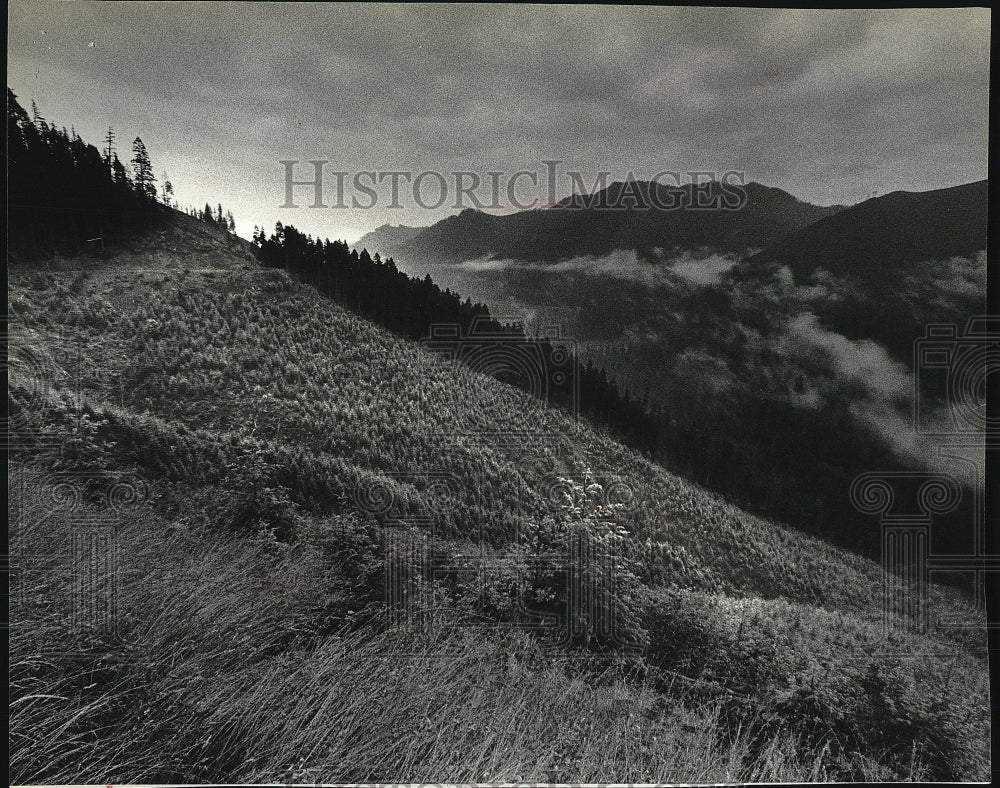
[7,88,237,256]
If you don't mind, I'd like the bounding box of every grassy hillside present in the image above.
[8,213,990,782]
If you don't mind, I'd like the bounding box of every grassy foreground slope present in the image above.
[8,214,990,782]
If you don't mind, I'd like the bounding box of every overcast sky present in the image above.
[7,3,991,244]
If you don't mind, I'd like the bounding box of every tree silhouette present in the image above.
[160,172,174,206]
[131,137,156,199]
[7,89,161,257]
[104,126,116,171]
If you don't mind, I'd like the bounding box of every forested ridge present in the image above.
[7,88,237,256]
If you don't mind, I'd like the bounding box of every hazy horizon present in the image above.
[8,3,991,243]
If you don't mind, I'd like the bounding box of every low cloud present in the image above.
[667,251,742,286]
[783,313,911,402]
[457,249,664,286]
[780,312,979,483]
[456,247,742,288]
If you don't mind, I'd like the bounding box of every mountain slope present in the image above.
[738,180,988,282]
[728,179,988,363]
[353,222,425,255]
[5,213,925,607]
[372,181,842,265]
[8,211,990,782]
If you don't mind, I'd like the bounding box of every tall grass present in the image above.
[7,236,990,783]
[11,464,842,784]
[8,262,988,631]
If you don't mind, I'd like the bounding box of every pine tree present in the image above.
[112,153,131,187]
[160,171,174,206]
[30,100,45,128]
[130,137,156,199]
[104,127,116,170]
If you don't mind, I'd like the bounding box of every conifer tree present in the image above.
[104,127,116,170]
[160,171,174,206]
[131,137,156,199]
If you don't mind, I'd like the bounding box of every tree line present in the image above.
[7,88,238,256]
[184,203,236,233]
[251,222,671,460]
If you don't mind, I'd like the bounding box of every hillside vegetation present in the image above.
[8,213,990,783]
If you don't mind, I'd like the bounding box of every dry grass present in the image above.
[7,226,990,783]
[11,464,841,784]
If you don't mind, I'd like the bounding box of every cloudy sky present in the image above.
[7,3,991,244]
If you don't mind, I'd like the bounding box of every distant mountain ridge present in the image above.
[727,179,988,366]
[738,179,988,281]
[353,223,424,255]
[357,180,843,265]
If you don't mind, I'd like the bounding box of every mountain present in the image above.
[729,180,988,362]
[353,222,425,255]
[737,180,988,282]
[340,180,987,556]
[374,181,842,266]
[9,209,988,783]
